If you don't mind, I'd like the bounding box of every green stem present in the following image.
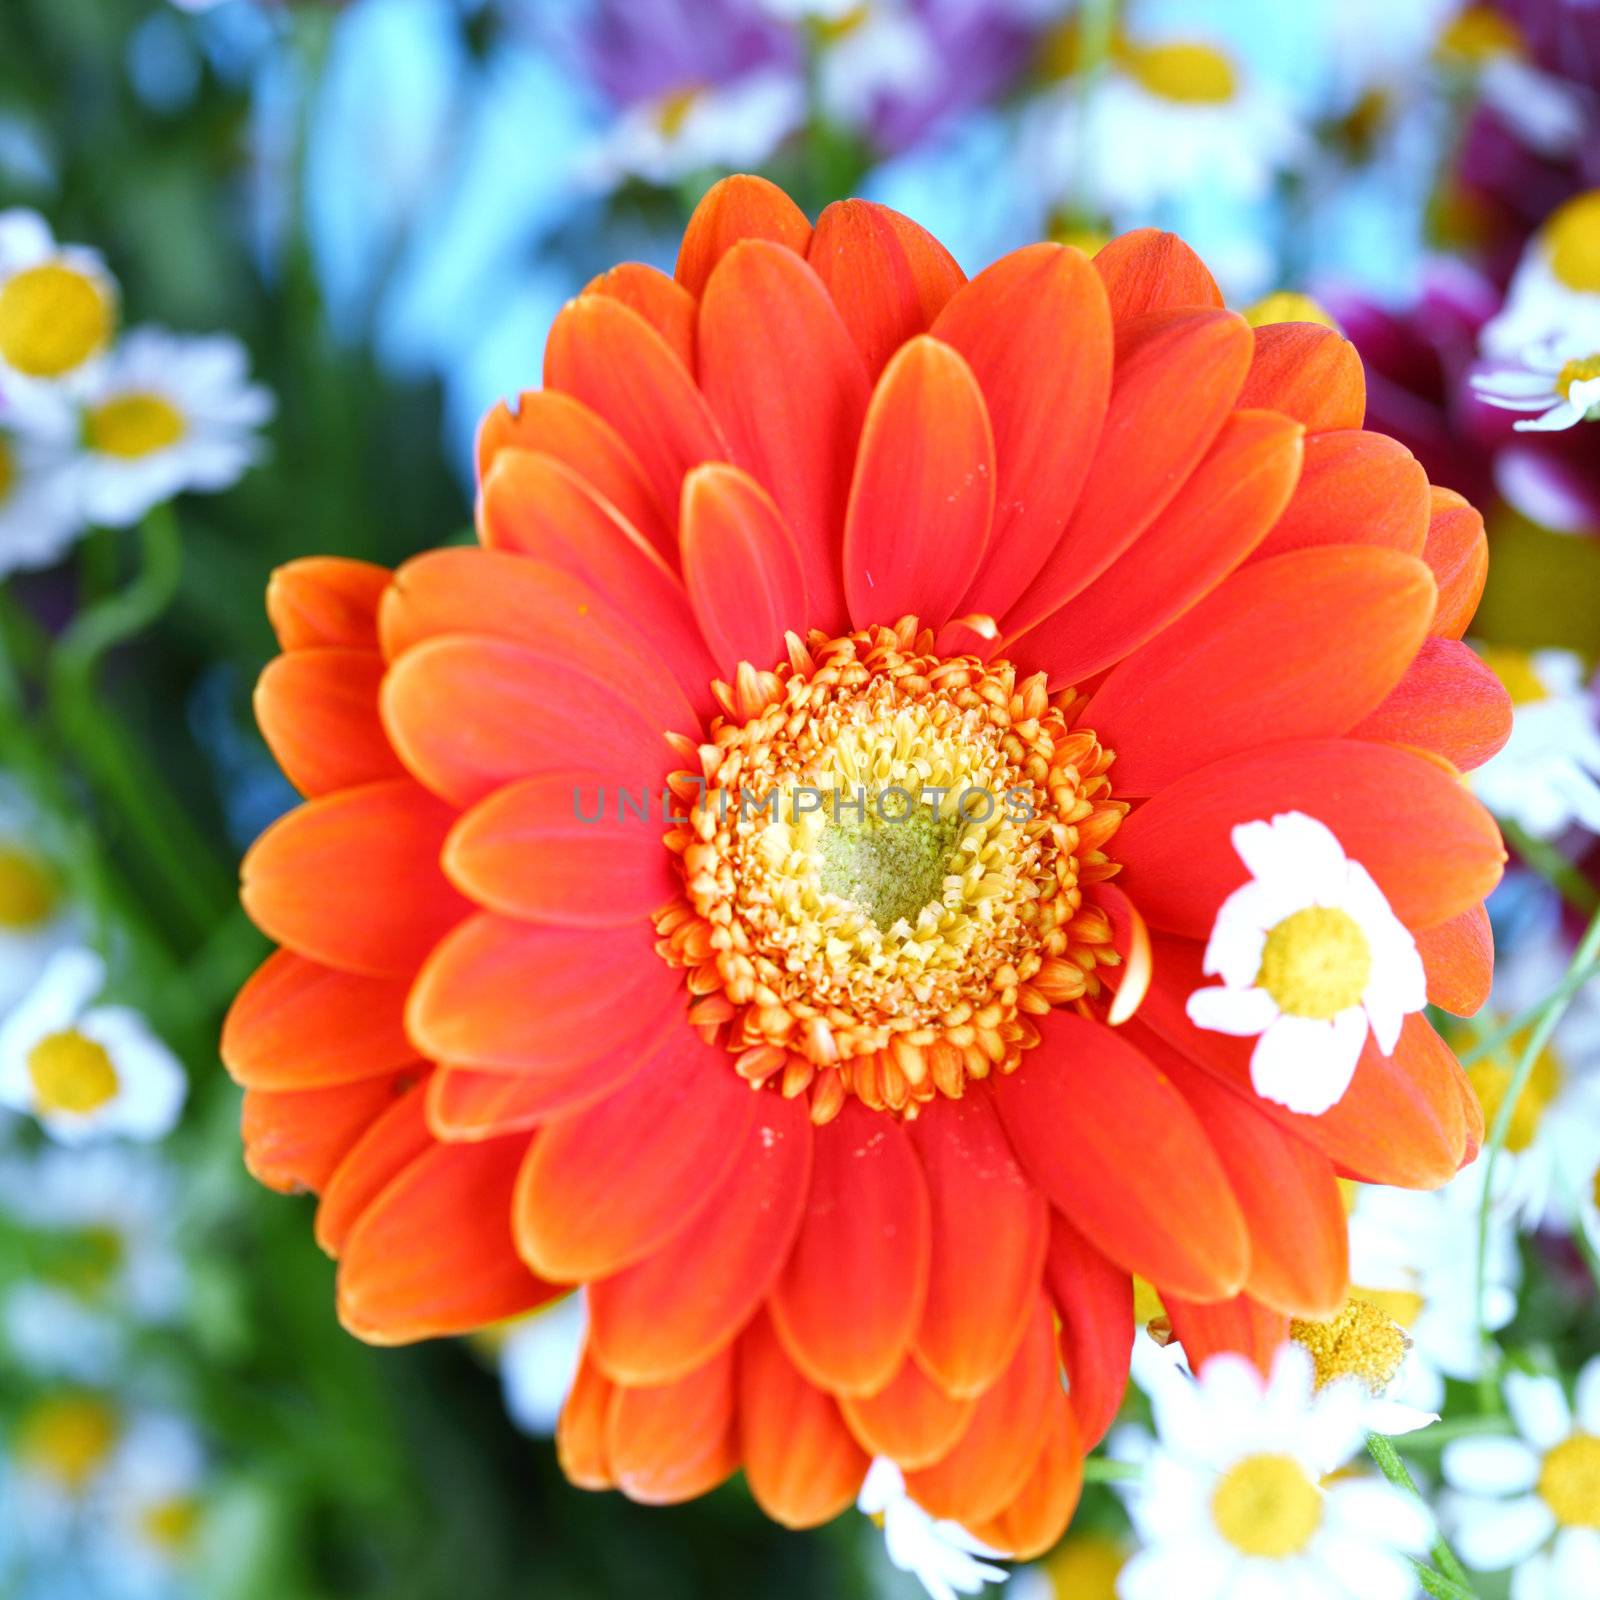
[1386,1414,1510,1450]
[1412,1564,1480,1600]
[1081,1455,1142,1484]
[1367,1435,1476,1594]
[1458,958,1600,1065]
[1500,818,1600,916]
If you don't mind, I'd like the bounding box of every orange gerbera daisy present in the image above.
[224,176,1510,1554]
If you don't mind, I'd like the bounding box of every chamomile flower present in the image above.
[4,1389,124,1548]
[0,210,118,389]
[1004,1533,1126,1600]
[1441,1358,1600,1593]
[1472,649,1600,839]
[0,413,81,577]
[1185,811,1428,1115]
[0,784,78,1013]
[0,948,186,1145]
[1119,1344,1432,1600]
[1482,191,1600,361]
[858,1458,1009,1600]
[497,1293,586,1438]
[69,327,273,528]
[91,1412,208,1594]
[1289,1296,1440,1438]
[1473,339,1600,432]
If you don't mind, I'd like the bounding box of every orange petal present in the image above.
[255,647,403,798]
[1016,408,1304,687]
[1422,487,1488,639]
[909,1090,1048,1398]
[966,1390,1083,1561]
[513,1028,757,1283]
[240,780,470,978]
[1083,546,1438,795]
[1007,309,1253,635]
[698,240,871,632]
[605,1347,739,1505]
[241,1070,418,1195]
[444,773,678,927]
[222,950,416,1089]
[1252,430,1430,562]
[996,1015,1249,1301]
[559,1347,616,1489]
[587,1092,812,1385]
[808,198,965,376]
[477,448,716,707]
[426,1062,635,1139]
[1416,903,1494,1018]
[1115,739,1505,936]
[1043,1213,1132,1450]
[843,336,995,631]
[770,1098,930,1398]
[904,1297,1057,1526]
[544,294,727,531]
[315,1076,436,1256]
[266,557,389,652]
[583,263,696,371]
[408,913,682,1076]
[681,462,809,676]
[838,1357,976,1471]
[1164,1293,1288,1377]
[933,244,1113,623]
[738,1310,868,1528]
[1093,229,1223,318]
[337,1135,558,1343]
[675,174,812,297]
[1236,322,1366,433]
[1350,636,1512,771]
[381,635,677,809]
[474,389,673,560]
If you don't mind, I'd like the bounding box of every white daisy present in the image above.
[0,209,118,389]
[0,410,82,577]
[0,782,79,1014]
[1119,1343,1432,1600]
[1473,338,1600,433]
[496,1292,586,1438]
[1003,1532,1126,1600]
[1441,1357,1600,1594]
[90,1411,208,1590]
[1481,190,1600,361]
[858,1457,1009,1600]
[68,326,273,528]
[1473,649,1600,840]
[813,3,939,133]
[0,947,186,1144]
[1185,811,1427,1115]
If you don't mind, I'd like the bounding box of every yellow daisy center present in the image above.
[1539,1433,1600,1529]
[1041,1532,1126,1597]
[1466,1035,1563,1154]
[1123,40,1238,105]
[1212,1453,1323,1558]
[0,261,114,378]
[1557,354,1600,402]
[140,1494,202,1554]
[813,4,871,45]
[27,1028,119,1116]
[14,1394,119,1492]
[1545,192,1600,294]
[654,86,703,139]
[1351,1284,1426,1328]
[1436,5,1525,65]
[1479,647,1549,707]
[1291,1296,1412,1394]
[0,842,59,928]
[1256,906,1371,1019]
[86,392,186,459]
[1244,291,1339,331]
[50,1223,125,1299]
[0,435,13,506]
[657,622,1127,1121]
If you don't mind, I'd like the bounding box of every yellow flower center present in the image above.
[86,392,185,459]
[27,1028,119,1116]
[813,4,870,45]
[1255,906,1371,1019]
[1290,1296,1412,1394]
[1123,40,1238,104]
[0,261,114,378]
[1436,5,1525,65]
[1545,192,1600,294]
[1539,1433,1600,1529]
[49,1223,125,1299]
[1042,1532,1126,1598]
[657,622,1127,1121]
[1478,647,1549,707]
[1557,354,1600,402]
[0,435,13,506]
[14,1394,119,1492]
[1244,292,1339,331]
[0,842,59,928]
[1466,1036,1563,1154]
[654,86,703,139]
[140,1494,202,1554]
[1211,1453,1323,1558]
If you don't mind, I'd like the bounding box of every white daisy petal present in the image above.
[1550,1529,1600,1597]
[1453,1493,1558,1572]
[1573,1357,1600,1434]
[1505,1371,1574,1451]
[1251,1010,1363,1114]
[1441,1436,1542,1497]
[1186,984,1280,1038]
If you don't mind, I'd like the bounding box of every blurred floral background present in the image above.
[0,0,1598,1596]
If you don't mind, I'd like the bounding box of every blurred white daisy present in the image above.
[1186,811,1427,1115]
[4,1388,124,1548]
[90,1411,208,1593]
[1119,1343,1433,1600]
[0,209,118,389]
[69,327,273,528]
[1441,1358,1600,1594]
[813,4,939,132]
[1482,190,1600,361]
[0,948,186,1144]
[0,413,81,576]
[496,1292,586,1438]
[1474,340,1600,433]
[1472,649,1600,840]
[858,1457,1009,1600]
[0,784,78,1013]
[1003,1532,1126,1600]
